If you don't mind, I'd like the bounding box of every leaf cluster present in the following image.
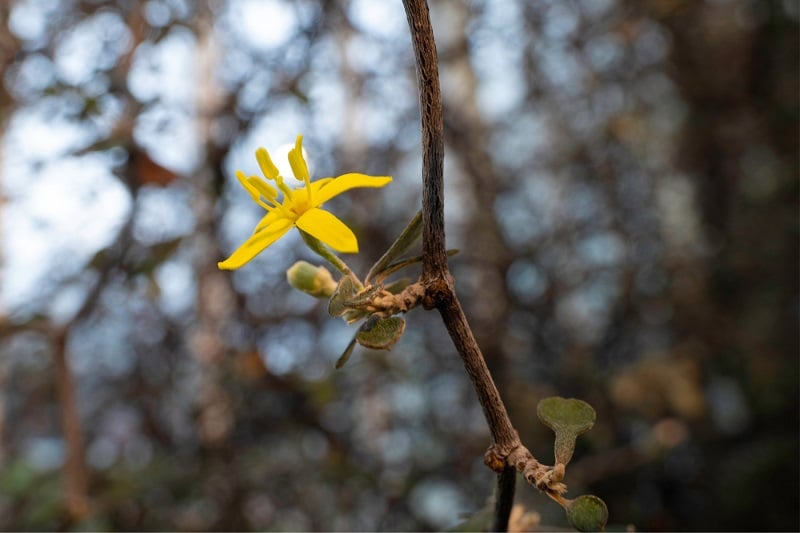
[293,210,431,368]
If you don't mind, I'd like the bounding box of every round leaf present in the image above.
[537,397,596,465]
[356,316,405,350]
[537,396,596,434]
[566,494,608,532]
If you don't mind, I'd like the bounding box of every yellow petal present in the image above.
[288,135,310,182]
[295,208,358,253]
[254,210,285,233]
[313,173,392,206]
[309,177,334,194]
[256,147,280,179]
[236,170,260,202]
[217,219,293,270]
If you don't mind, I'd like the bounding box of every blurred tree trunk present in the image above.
[637,0,799,528]
[190,4,235,451]
[0,2,17,116]
[0,1,17,464]
[642,0,798,394]
[188,7,247,529]
[54,331,90,520]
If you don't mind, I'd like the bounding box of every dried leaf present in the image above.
[345,284,384,307]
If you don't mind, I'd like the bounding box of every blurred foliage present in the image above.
[0,0,797,531]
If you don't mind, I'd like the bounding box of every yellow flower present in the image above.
[218,135,392,270]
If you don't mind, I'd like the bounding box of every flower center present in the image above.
[251,139,318,222]
[290,197,310,217]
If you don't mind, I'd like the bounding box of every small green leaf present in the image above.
[328,274,361,317]
[370,249,459,284]
[565,495,608,532]
[355,316,405,350]
[335,336,358,369]
[537,396,596,434]
[537,397,596,465]
[366,210,422,282]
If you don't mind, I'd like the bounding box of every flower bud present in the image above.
[286,261,337,298]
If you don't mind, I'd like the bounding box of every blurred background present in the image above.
[0,0,797,530]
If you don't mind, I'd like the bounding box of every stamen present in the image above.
[236,171,261,202]
[255,148,280,180]
[288,135,314,204]
[247,176,278,204]
[254,198,275,212]
[274,175,294,202]
[288,135,310,183]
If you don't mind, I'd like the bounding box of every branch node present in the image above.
[506,445,568,496]
[422,274,453,309]
[484,446,507,473]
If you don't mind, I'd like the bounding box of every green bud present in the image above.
[286,261,337,298]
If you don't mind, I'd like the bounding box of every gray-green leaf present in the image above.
[370,249,459,284]
[565,494,608,532]
[537,396,596,465]
[366,210,422,282]
[355,316,406,350]
[328,274,361,317]
[335,336,358,369]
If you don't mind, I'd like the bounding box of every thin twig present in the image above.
[493,466,517,532]
[401,0,447,285]
[401,0,524,529]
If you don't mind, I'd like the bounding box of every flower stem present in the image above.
[300,231,352,276]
